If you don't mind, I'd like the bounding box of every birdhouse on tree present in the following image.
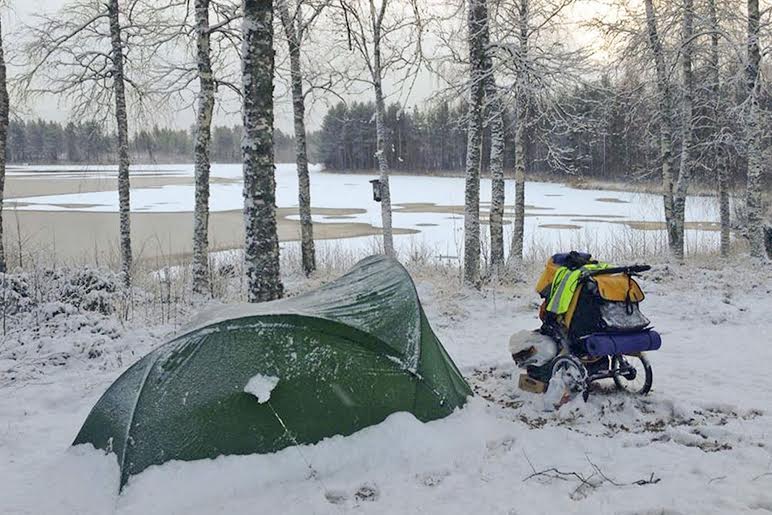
[369,179,382,202]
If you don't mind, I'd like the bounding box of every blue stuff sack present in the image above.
[583,330,662,357]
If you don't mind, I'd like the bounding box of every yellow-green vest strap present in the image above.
[546,263,609,315]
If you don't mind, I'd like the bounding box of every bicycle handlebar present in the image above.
[581,264,651,278]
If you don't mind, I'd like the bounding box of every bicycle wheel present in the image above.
[611,353,652,395]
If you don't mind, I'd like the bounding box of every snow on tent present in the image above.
[73,255,472,488]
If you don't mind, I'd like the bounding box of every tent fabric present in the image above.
[73,256,472,488]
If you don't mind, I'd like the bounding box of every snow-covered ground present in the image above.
[1,260,771,514]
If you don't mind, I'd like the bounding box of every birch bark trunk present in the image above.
[508,0,528,264]
[242,0,284,301]
[672,0,694,261]
[463,0,486,285]
[510,96,526,262]
[277,0,316,274]
[0,19,7,273]
[482,12,505,270]
[644,0,677,256]
[745,0,765,258]
[488,90,505,270]
[108,0,132,288]
[371,4,394,257]
[192,0,215,295]
[707,0,731,257]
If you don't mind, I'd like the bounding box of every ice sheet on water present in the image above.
[9,163,722,259]
[244,374,279,403]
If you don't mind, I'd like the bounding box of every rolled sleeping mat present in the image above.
[582,330,662,357]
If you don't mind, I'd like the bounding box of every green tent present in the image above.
[74,255,472,488]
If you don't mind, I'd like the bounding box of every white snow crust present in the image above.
[2,260,771,514]
[243,374,279,404]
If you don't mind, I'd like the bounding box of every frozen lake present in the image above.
[8,163,722,259]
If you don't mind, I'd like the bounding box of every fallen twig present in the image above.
[521,451,661,498]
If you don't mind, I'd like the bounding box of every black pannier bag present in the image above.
[568,278,650,339]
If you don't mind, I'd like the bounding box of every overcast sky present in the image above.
[4,0,607,133]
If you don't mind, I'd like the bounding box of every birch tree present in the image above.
[643,0,678,257]
[744,0,765,258]
[0,16,7,273]
[333,0,424,257]
[486,76,505,270]
[141,0,241,294]
[671,0,694,261]
[489,0,583,263]
[242,0,283,301]
[370,2,394,257]
[192,0,217,295]
[600,0,743,259]
[18,0,166,287]
[476,0,505,272]
[109,0,132,286]
[707,0,730,258]
[463,0,487,285]
[276,0,328,276]
[508,0,529,263]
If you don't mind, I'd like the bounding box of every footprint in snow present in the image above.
[417,470,450,487]
[485,436,517,458]
[324,490,348,505]
[354,483,379,502]
[469,363,766,451]
[325,483,380,505]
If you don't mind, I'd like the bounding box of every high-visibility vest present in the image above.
[546,263,609,315]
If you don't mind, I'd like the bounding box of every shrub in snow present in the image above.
[3,306,125,365]
[0,266,160,377]
[61,267,120,315]
[0,272,34,316]
[217,263,237,278]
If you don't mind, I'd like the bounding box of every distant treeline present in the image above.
[319,101,482,172]
[6,119,317,165]
[315,78,766,185]
[315,92,654,180]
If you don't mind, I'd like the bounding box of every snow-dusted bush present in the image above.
[3,307,125,365]
[60,267,120,315]
[0,272,34,316]
[0,267,159,378]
